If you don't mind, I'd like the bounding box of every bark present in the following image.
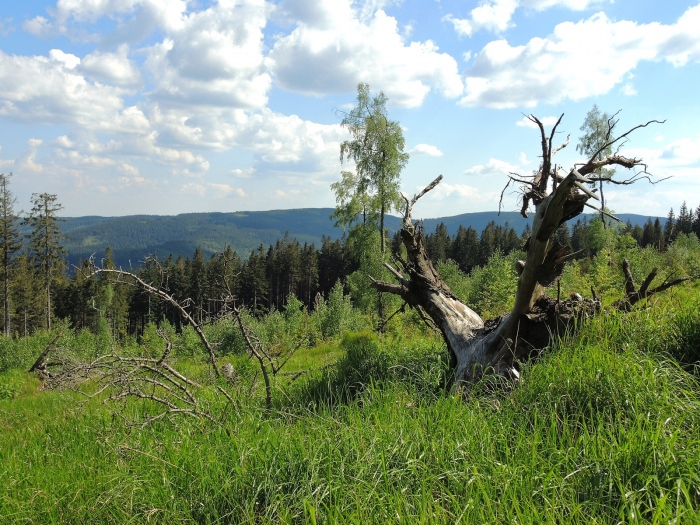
[371,115,677,388]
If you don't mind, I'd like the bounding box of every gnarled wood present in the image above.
[371,115,680,388]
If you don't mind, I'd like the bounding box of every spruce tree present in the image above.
[24,193,66,330]
[0,173,22,336]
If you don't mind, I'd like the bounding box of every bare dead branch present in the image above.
[86,265,220,378]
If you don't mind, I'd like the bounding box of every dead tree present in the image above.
[370,115,682,387]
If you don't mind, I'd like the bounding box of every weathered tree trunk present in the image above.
[371,115,676,387]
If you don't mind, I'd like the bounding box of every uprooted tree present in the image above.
[370,114,690,387]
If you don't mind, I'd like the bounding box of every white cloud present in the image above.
[418,182,500,211]
[0,18,13,37]
[119,163,141,178]
[231,168,256,179]
[410,143,443,156]
[208,183,246,197]
[144,0,270,109]
[18,138,45,173]
[269,0,463,107]
[54,135,74,148]
[460,6,700,108]
[523,0,604,9]
[619,135,700,185]
[23,16,52,37]
[464,157,521,177]
[180,182,206,197]
[80,45,142,87]
[0,50,126,127]
[49,49,80,69]
[444,1,518,37]
[53,0,189,32]
[620,83,637,96]
[445,0,605,39]
[516,115,560,128]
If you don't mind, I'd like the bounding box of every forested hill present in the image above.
[58,208,661,268]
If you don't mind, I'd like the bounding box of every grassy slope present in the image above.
[1,288,700,524]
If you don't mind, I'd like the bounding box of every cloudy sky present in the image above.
[0,0,699,218]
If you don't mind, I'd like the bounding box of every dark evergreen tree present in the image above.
[570,218,589,257]
[425,222,451,265]
[450,225,479,273]
[187,248,207,324]
[0,173,22,336]
[677,201,693,236]
[654,218,663,250]
[477,221,499,266]
[554,223,571,248]
[241,245,268,314]
[663,208,675,246]
[630,224,643,245]
[24,193,66,329]
[11,254,42,336]
[298,243,319,308]
[502,222,524,253]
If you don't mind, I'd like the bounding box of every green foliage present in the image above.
[439,252,522,318]
[0,370,31,400]
[333,83,408,243]
[317,281,356,339]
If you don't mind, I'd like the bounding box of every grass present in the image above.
[1,294,700,523]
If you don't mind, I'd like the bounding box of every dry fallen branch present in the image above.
[84,260,220,378]
[52,330,219,428]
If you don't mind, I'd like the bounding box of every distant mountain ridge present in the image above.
[57,209,663,268]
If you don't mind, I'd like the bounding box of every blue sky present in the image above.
[0,0,698,219]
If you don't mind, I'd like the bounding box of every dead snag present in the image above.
[370,115,679,388]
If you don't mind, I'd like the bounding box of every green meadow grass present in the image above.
[1,294,700,523]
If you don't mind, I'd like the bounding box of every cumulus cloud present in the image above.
[410,143,443,156]
[180,182,206,197]
[148,105,346,175]
[52,0,188,32]
[516,115,560,128]
[464,158,521,177]
[208,183,246,197]
[18,138,45,173]
[80,45,142,87]
[419,182,500,210]
[0,18,14,37]
[524,0,605,9]
[445,0,605,38]
[231,167,256,179]
[23,16,52,37]
[144,0,270,109]
[444,1,518,37]
[0,50,127,127]
[460,5,700,108]
[268,0,463,107]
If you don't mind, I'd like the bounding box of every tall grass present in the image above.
[2,293,700,523]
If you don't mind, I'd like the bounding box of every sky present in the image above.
[0,0,699,219]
